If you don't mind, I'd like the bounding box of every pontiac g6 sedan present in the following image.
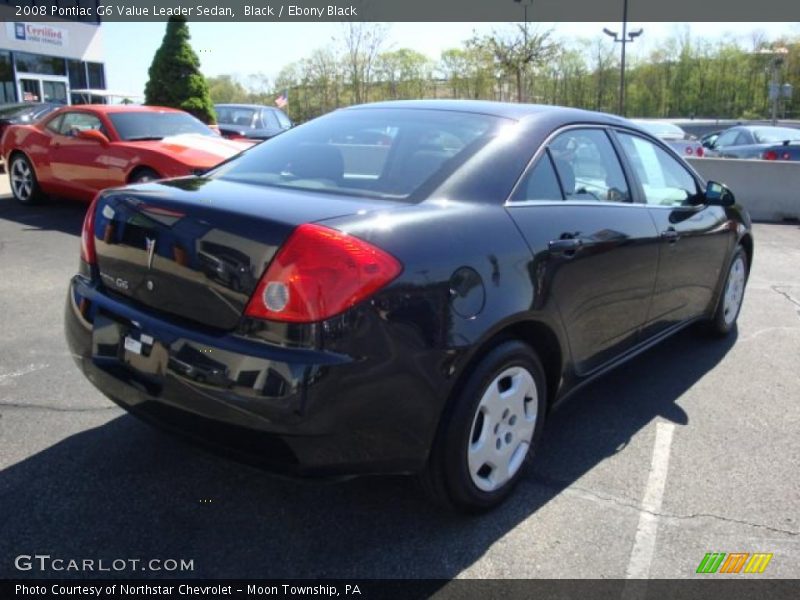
[65,101,752,512]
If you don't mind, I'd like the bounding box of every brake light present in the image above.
[224,133,247,140]
[696,146,704,157]
[80,193,100,265]
[763,150,778,161]
[245,224,402,323]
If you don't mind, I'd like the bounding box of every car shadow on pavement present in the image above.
[0,195,87,237]
[0,323,737,580]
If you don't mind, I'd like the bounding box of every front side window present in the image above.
[58,112,104,136]
[617,132,699,207]
[714,129,741,148]
[547,128,631,203]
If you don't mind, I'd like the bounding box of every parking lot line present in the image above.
[625,422,676,579]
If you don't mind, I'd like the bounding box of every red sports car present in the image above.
[1,104,252,205]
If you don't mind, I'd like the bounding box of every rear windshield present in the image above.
[210,108,510,200]
[635,121,686,139]
[752,127,800,144]
[108,111,214,141]
[216,106,256,127]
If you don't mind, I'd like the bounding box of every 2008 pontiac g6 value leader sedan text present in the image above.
[65,101,752,512]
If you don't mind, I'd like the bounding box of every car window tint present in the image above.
[617,132,699,207]
[45,114,64,134]
[58,112,105,136]
[261,109,280,129]
[715,129,740,147]
[512,152,564,202]
[213,108,508,200]
[548,128,631,203]
[275,110,291,129]
[734,131,751,145]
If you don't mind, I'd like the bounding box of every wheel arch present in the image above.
[126,165,161,183]
[739,232,754,272]
[449,317,565,411]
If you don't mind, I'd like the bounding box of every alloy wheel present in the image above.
[723,256,746,326]
[10,157,34,202]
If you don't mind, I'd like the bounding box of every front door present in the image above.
[612,130,734,335]
[506,127,661,376]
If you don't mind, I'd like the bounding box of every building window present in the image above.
[0,51,15,103]
[87,62,105,89]
[67,60,87,89]
[14,51,67,77]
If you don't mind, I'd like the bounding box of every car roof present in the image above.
[56,104,184,114]
[343,99,633,126]
[215,103,277,110]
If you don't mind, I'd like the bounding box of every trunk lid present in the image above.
[92,177,400,330]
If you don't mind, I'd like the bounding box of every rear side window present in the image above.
[512,152,564,202]
[45,114,64,134]
[548,128,631,203]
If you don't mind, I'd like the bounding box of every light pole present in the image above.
[603,0,642,116]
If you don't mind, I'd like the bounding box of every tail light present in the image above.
[763,150,778,161]
[685,146,693,155]
[696,146,704,157]
[782,152,791,160]
[245,224,402,323]
[224,133,247,140]
[80,193,100,265]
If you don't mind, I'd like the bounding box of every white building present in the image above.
[0,6,104,105]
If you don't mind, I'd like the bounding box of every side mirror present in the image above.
[76,129,110,145]
[705,180,735,207]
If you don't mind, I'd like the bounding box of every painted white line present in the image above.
[625,421,676,579]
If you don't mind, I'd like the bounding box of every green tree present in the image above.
[144,16,216,124]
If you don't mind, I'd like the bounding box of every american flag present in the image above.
[274,89,288,108]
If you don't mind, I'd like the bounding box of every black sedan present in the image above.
[0,102,60,145]
[705,125,800,160]
[65,100,752,512]
[215,103,292,141]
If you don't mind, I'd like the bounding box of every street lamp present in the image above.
[603,0,643,116]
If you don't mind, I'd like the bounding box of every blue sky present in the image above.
[102,22,800,97]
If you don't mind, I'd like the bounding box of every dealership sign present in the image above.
[6,22,69,49]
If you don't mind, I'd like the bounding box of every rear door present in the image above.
[506,127,661,376]
[612,130,733,336]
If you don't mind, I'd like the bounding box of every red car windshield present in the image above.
[108,111,214,141]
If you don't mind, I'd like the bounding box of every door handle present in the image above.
[660,228,680,243]
[548,238,584,257]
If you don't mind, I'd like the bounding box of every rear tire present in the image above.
[708,245,748,336]
[8,154,43,205]
[421,340,547,513]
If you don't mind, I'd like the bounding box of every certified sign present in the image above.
[6,22,68,49]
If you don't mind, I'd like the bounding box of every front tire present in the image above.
[9,154,43,205]
[709,245,748,336]
[421,340,547,512]
[129,168,160,184]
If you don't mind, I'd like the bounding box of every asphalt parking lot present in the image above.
[1,177,798,581]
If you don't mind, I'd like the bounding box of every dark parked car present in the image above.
[631,119,705,157]
[65,100,752,512]
[215,103,292,141]
[704,125,800,160]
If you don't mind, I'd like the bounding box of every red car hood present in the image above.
[124,134,253,167]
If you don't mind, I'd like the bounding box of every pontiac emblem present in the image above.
[145,237,157,270]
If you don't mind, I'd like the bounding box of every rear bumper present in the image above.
[65,276,433,477]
